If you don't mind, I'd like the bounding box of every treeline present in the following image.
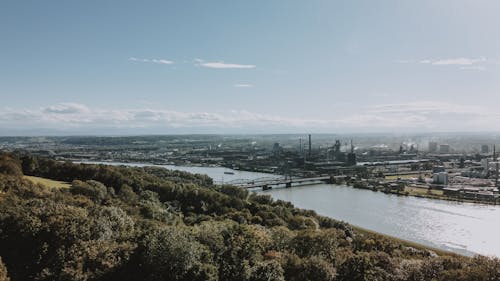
[0,152,499,281]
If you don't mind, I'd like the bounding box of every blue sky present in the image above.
[1,0,500,134]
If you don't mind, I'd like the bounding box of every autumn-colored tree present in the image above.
[0,257,9,281]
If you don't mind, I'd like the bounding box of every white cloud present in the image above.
[368,101,483,115]
[2,101,499,133]
[459,66,486,71]
[429,57,486,66]
[153,59,174,65]
[337,101,499,131]
[418,59,432,64]
[129,57,174,65]
[234,83,253,88]
[0,103,325,131]
[338,113,431,129]
[43,102,90,114]
[195,59,256,69]
[398,57,490,70]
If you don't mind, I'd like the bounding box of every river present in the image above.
[81,161,500,257]
[261,184,500,257]
[81,161,281,184]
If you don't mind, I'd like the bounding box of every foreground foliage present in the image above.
[0,152,499,281]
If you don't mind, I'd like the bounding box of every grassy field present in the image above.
[24,175,71,189]
[405,186,444,196]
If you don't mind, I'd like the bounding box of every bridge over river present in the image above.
[229,175,348,190]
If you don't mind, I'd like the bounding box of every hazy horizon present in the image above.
[3,130,500,138]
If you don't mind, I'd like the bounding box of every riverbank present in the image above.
[220,164,500,206]
[351,225,461,257]
[350,182,500,206]
[79,159,500,206]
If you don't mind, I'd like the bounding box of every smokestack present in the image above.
[495,145,498,188]
[308,134,312,157]
[496,162,499,188]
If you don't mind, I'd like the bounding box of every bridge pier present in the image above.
[326,176,336,184]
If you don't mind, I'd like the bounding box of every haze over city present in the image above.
[2,0,500,134]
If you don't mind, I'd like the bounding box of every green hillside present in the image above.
[0,152,498,281]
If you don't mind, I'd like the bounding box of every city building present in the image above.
[429,141,438,153]
[439,144,450,154]
[433,172,449,185]
[481,144,490,154]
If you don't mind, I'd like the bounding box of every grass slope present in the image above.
[23,175,70,189]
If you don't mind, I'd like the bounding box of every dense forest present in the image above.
[0,152,499,281]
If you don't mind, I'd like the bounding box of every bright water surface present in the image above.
[82,161,500,257]
[261,184,500,257]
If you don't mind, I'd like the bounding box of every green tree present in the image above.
[290,229,340,263]
[70,180,108,203]
[50,240,135,281]
[140,226,217,281]
[248,260,285,281]
[0,153,22,177]
[337,252,389,281]
[283,254,336,281]
[139,190,180,223]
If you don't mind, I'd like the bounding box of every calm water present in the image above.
[261,184,500,257]
[79,161,281,184]
[80,161,500,257]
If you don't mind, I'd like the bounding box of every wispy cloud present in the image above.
[368,101,483,115]
[195,59,256,69]
[459,66,486,71]
[398,57,490,70]
[43,102,90,114]
[234,83,253,88]
[422,57,486,66]
[337,101,498,131]
[128,57,174,65]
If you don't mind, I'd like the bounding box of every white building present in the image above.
[433,172,448,185]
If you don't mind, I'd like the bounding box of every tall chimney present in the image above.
[495,145,498,188]
[308,134,312,157]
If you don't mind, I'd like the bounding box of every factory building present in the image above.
[481,144,490,154]
[439,144,450,154]
[433,172,449,185]
[429,141,438,153]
